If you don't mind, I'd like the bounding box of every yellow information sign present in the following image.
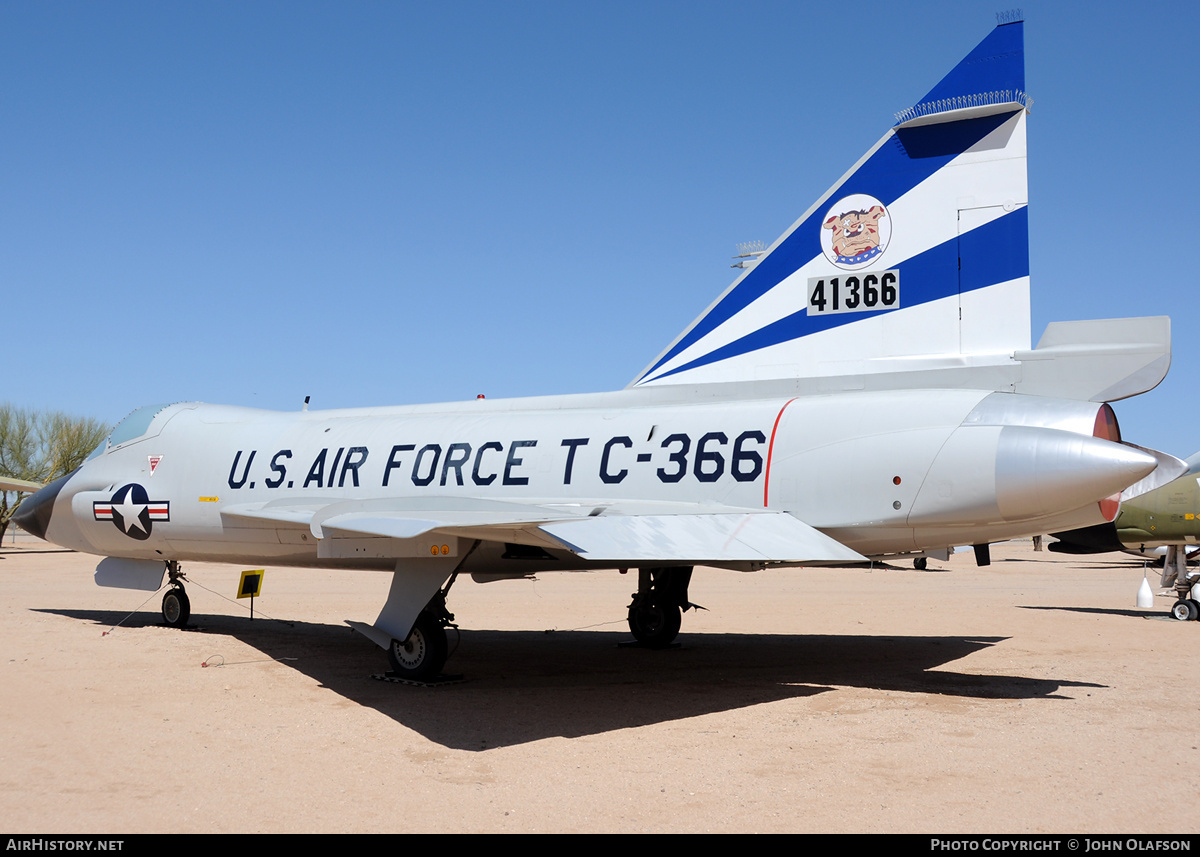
[238,569,265,599]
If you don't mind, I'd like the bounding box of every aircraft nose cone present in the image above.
[11,471,73,541]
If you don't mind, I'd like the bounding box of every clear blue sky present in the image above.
[4,2,1197,456]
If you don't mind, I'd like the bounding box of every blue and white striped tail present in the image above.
[633,20,1031,389]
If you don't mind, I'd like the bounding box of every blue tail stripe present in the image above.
[960,205,1028,293]
[910,21,1024,114]
[640,110,1020,381]
[644,207,1029,383]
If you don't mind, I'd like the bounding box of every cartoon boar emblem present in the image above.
[823,204,887,266]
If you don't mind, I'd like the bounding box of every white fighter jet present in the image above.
[14,18,1184,680]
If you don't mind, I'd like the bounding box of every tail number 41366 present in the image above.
[807,270,899,316]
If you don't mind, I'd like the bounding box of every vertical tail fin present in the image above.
[634,21,1031,388]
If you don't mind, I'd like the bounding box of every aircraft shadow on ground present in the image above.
[1018,604,1175,619]
[41,607,1102,750]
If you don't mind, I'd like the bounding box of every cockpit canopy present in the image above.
[86,403,177,460]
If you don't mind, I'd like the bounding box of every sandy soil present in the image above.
[0,539,1195,833]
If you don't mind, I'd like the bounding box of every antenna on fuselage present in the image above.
[302,396,310,412]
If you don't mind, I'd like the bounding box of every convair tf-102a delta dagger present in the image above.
[14,19,1184,680]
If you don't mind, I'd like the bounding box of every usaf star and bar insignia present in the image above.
[94,483,170,540]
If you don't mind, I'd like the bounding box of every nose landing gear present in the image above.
[161,561,190,628]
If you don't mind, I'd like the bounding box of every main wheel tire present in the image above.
[913,557,928,570]
[162,587,190,628]
[387,612,448,681]
[1170,599,1198,621]
[627,598,682,648]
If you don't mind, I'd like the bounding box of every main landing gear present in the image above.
[387,590,455,681]
[627,567,695,648]
[1161,545,1200,622]
[1170,599,1200,621]
[161,561,190,628]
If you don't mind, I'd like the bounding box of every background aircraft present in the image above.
[1,478,45,494]
[1051,452,1200,619]
[14,19,1184,681]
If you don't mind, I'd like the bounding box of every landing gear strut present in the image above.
[627,567,694,648]
[387,589,455,681]
[1161,546,1200,622]
[161,561,190,628]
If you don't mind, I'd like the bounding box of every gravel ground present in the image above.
[0,540,1195,833]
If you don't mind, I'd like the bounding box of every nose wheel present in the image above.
[160,561,190,628]
[162,585,190,628]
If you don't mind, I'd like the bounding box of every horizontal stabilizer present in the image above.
[1014,317,1171,402]
[540,513,865,563]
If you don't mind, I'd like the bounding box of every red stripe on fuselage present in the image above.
[764,398,798,507]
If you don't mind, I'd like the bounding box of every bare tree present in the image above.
[0,405,110,542]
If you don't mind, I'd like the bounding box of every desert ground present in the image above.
[0,537,1195,833]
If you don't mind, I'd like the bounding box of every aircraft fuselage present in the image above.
[32,387,1154,575]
